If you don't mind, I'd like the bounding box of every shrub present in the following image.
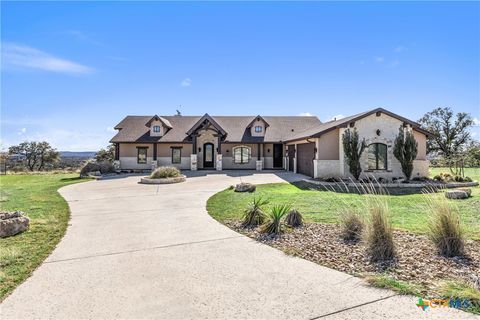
[426,196,465,257]
[340,209,364,242]
[464,176,473,182]
[242,197,268,227]
[150,166,182,179]
[366,201,395,262]
[342,128,366,180]
[393,126,418,180]
[433,175,442,181]
[285,209,303,228]
[260,204,291,235]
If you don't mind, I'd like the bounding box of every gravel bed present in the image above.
[226,221,480,296]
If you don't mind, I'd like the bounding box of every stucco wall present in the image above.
[119,143,152,157]
[413,130,427,160]
[157,144,192,157]
[317,129,339,160]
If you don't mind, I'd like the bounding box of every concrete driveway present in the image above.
[1,171,477,319]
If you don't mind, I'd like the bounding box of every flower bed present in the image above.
[140,175,186,184]
[226,221,480,297]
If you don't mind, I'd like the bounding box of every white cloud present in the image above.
[394,46,406,52]
[106,126,116,133]
[375,56,385,63]
[473,118,480,126]
[64,30,103,46]
[298,112,313,116]
[17,127,27,135]
[181,78,192,87]
[1,42,94,74]
[330,114,345,121]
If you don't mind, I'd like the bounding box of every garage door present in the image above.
[296,143,315,177]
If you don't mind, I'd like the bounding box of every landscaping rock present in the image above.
[456,188,472,197]
[0,211,29,238]
[234,182,256,193]
[445,190,469,199]
[80,162,115,178]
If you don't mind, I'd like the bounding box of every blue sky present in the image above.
[1,2,479,151]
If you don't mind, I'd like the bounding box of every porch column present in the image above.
[113,143,121,171]
[216,135,222,171]
[256,143,263,171]
[191,134,197,171]
[294,144,297,173]
[151,143,158,171]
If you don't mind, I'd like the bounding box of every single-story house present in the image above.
[110,108,430,179]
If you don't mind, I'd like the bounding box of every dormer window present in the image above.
[153,125,161,133]
[255,126,263,133]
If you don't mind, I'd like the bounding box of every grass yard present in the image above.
[207,167,480,239]
[0,173,89,301]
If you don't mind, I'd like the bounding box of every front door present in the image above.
[203,143,214,168]
[273,144,283,168]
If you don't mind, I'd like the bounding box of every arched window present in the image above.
[233,146,251,164]
[368,143,387,170]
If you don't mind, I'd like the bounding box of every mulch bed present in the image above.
[225,221,480,297]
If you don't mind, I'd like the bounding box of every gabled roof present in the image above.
[185,113,227,136]
[246,115,270,128]
[284,108,431,142]
[110,115,321,143]
[145,115,172,128]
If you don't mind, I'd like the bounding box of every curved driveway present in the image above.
[1,171,476,319]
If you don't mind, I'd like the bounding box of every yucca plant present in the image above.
[426,194,464,257]
[260,204,291,235]
[285,209,303,228]
[340,208,364,242]
[242,197,269,227]
[366,200,395,262]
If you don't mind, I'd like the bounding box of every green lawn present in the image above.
[0,173,89,301]
[207,167,480,239]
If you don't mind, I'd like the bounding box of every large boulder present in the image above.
[80,162,115,177]
[445,190,469,200]
[234,182,256,193]
[0,211,30,238]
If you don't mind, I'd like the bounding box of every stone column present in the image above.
[216,135,222,171]
[256,143,263,171]
[191,154,197,171]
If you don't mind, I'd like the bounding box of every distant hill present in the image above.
[60,151,96,158]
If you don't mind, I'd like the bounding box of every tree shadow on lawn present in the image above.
[291,181,429,196]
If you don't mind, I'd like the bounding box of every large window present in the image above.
[171,147,181,164]
[255,126,263,133]
[137,147,148,164]
[233,146,251,164]
[368,143,387,170]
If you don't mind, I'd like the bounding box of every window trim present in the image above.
[137,147,148,164]
[153,125,161,133]
[233,146,251,164]
[171,147,182,164]
[254,126,263,133]
[368,143,387,170]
